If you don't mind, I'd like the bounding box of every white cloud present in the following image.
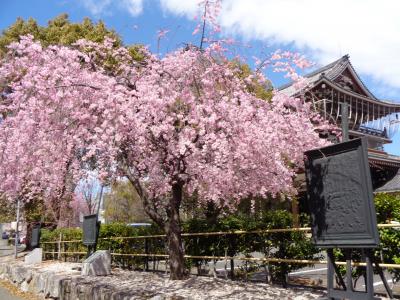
[81,0,144,17]
[161,0,400,97]
[121,0,144,16]
[81,0,112,16]
[159,0,199,17]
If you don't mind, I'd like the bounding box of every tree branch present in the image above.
[123,168,165,228]
[199,1,208,50]
[51,83,101,90]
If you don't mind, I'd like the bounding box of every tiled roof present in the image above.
[376,170,400,193]
[278,55,377,100]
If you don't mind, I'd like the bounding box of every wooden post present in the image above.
[341,102,349,142]
[144,238,149,271]
[291,197,300,227]
[14,198,20,259]
[63,236,66,262]
[224,247,228,279]
[229,234,235,280]
[52,243,55,261]
[58,233,62,261]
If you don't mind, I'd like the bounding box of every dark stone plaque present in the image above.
[304,138,379,248]
[31,225,41,249]
[82,214,100,246]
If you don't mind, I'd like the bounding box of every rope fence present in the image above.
[41,251,400,269]
[40,223,400,244]
[40,223,400,275]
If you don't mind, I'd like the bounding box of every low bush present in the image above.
[183,210,319,285]
[41,210,317,284]
[375,193,400,282]
[40,193,400,287]
[41,223,163,266]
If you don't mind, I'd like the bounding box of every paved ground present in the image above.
[200,250,399,296]
[0,278,38,300]
[0,238,24,257]
[0,285,24,300]
[287,263,399,296]
[0,241,33,300]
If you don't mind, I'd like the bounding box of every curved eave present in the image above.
[278,55,378,100]
[310,77,400,110]
[331,58,378,100]
[368,152,400,168]
[349,130,392,144]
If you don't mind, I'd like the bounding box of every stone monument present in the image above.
[25,248,43,265]
[81,250,111,276]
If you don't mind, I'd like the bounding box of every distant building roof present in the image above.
[278,55,377,100]
[376,170,400,193]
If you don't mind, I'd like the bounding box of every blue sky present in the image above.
[1,0,400,154]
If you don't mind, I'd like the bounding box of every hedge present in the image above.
[40,193,400,286]
[41,210,317,285]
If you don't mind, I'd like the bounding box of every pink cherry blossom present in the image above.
[0,34,336,278]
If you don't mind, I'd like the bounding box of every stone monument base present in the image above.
[81,250,111,276]
[24,248,42,265]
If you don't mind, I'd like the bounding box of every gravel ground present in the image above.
[0,254,395,300]
[3,259,393,300]
[77,268,326,299]
[2,258,326,299]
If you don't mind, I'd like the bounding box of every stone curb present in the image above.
[0,261,154,300]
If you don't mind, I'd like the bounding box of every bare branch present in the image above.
[199,1,208,50]
[51,83,101,90]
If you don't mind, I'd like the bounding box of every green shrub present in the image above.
[41,227,84,261]
[378,228,400,281]
[41,223,163,267]
[182,210,319,285]
[40,211,318,284]
[259,210,320,286]
[98,223,163,269]
[375,193,400,282]
[374,193,400,223]
[41,193,400,286]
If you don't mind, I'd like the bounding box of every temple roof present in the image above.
[279,55,377,100]
[375,170,400,193]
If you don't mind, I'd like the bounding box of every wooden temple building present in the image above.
[279,55,400,215]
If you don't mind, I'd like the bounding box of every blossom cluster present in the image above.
[0,35,333,213]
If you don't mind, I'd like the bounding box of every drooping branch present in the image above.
[52,83,101,90]
[199,1,208,50]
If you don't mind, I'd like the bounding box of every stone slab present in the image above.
[81,250,111,276]
[24,248,42,265]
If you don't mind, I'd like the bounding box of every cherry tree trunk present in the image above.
[25,222,33,251]
[165,183,186,280]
